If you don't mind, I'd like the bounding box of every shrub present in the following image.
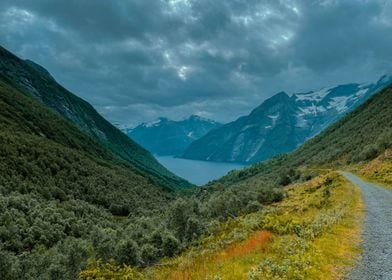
[116,239,140,266]
[140,244,159,266]
[162,234,180,257]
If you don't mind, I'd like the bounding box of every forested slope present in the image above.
[0,78,179,278]
[0,79,174,212]
[0,46,190,189]
[0,77,284,279]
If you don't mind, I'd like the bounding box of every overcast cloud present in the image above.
[1,0,391,126]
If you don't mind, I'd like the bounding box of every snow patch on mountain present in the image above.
[354,88,368,97]
[268,113,279,127]
[181,75,392,163]
[297,104,326,116]
[328,96,349,112]
[231,133,246,161]
[246,139,265,162]
[187,131,194,138]
[144,119,162,128]
[295,115,308,128]
[128,115,222,156]
[294,87,332,101]
[241,124,257,131]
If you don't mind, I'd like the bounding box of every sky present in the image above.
[1,0,391,127]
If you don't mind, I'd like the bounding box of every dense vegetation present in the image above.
[77,85,392,278]
[0,79,282,279]
[0,80,173,211]
[0,79,173,278]
[84,172,363,279]
[0,46,190,190]
[1,45,391,279]
[357,149,392,191]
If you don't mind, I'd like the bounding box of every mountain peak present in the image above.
[293,87,333,102]
[182,77,389,163]
[189,114,203,120]
[187,115,216,123]
[128,115,221,156]
[249,91,291,116]
[142,117,169,128]
[266,91,289,101]
[265,91,291,103]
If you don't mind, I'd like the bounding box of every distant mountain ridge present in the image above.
[182,76,392,163]
[217,82,392,187]
[0,46,191,189]
[125,115,222,156]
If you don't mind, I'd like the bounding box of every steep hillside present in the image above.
[126,115,222,156]
[183,77,391,163]
[0,46,190,189]
[0,79,173,214]
[0,79,283,279]
[0,49,253,280]
[0,78,188,278]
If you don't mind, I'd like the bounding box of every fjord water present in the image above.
[156,156,245,185]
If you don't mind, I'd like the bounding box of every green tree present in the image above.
[116,239,140,266]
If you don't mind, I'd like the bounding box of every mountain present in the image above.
[0,46,191,189]
[134,84,392,280]
[182,76,392,163]
[125,115,222,156]
[79,81,392,279]
[218,83,392,186]
[0,74,192,278]
[0,78,174,214]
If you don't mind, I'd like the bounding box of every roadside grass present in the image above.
[80,259,145,280]
[149,172,364,280]
[355,149,392,191]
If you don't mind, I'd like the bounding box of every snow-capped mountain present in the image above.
[181,75,392,163]
[124,115,222,156]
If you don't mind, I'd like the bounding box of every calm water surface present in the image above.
[156,156,245,186]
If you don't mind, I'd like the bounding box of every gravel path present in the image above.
[340,172,392,280]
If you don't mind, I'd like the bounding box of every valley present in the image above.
[80,83,392,279]
[0,2,391,278]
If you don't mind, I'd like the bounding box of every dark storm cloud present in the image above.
[0,0,391,126]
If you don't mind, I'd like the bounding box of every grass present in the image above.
[80,259,145,280]
[148,230,272,280]
[148,172,364,280]
[354,149,392,191]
